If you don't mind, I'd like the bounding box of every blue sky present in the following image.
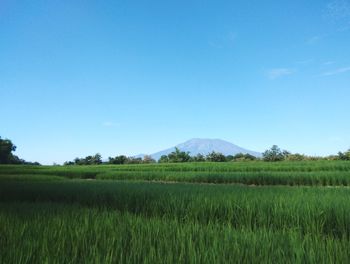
[1,0,350,164]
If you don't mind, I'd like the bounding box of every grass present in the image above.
[1,203,349,264]
[1,180,350,236]
[1,162,350,263]
[1,160,350,185]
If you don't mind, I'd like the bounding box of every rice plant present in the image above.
[1,163,350,263]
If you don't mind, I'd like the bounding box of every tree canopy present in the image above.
[0,136,40,165]
[206,151,226,162]
[167,148,191,163]
[262,145,287,162]
[3,134,350,165]
[0,136,17,164]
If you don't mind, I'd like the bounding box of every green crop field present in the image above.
[1,161,350,263]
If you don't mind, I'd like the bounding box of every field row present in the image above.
[3,160,350,174]
[1,180,349,237]
[1,202,349,264]
[1,161,350,186]
[1,165,350,263]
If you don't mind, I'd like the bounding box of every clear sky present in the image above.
[1,0,350,164]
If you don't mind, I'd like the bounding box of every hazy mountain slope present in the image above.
[147,138,261,160]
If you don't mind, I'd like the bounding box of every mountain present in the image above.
[142,138,261,160]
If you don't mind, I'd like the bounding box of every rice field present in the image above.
[1,161,350,263]
[1,160,350,185]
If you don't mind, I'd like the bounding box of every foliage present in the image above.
[0,136,16,164]
[125,157,143,164]
[206,151,226,162]
[338,150,350,161]
[262,145,288,162]
[285,153,306,161]
[232,153,257,161]
[1,178,350,262]
[66,153,102,165]
[158,155,169,163]
[167,147,191,163]
[107,155,128,165]
[191,153,206,162]
[3,160,350,186]
[142,155,156,164]
[107,155,155,165]
[0,136,40,165]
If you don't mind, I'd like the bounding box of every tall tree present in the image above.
[0,136,17,164]
[262,145,286,162]
[206,151,226,162]
[167,147,191,163]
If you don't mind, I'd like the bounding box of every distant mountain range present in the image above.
[136,138,261,160]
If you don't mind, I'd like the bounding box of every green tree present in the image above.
[71,153,102,165]
[262,145,286,162]
[206,151,226,162]
[338,150,350,160]
[158,155,169,163]
[91,153,102,164]
[0,136,39,165]
[225,155,234,161]
[142,155,156,164]
[192,153,206,162]
[0,136,17,164]
[285,153,305,161]
[125,157,142,164]
[167,148,191,163]
[108,155,128,164]
[232,153,257,161]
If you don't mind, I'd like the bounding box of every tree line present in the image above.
[63,154,156,165]
[1,136,350,165]
[63,148,258,165]
[63,145,350,165]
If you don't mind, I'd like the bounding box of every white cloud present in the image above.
[322,66,350,76]
[322,61,336,65]
[326,0,350,20]
[266,68,294,80]
[325,1,350,31]
[102,121,120,127]
[295,59,313,64]
[306,35,323,45]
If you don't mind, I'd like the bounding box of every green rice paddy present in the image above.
[1,161,350,263]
